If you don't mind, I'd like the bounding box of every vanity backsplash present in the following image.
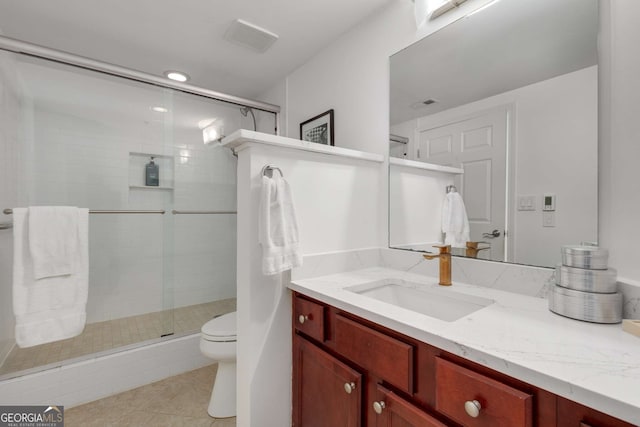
[292,247,640,319]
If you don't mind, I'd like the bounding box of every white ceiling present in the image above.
[0,0,394,100]
[390,0,598,125]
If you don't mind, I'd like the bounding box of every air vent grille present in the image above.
[224,19,279,53]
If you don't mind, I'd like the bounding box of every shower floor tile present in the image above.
[64,364,236,426]
[0,299,236,377]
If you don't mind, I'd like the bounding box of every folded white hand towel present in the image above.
[442,192,470,248]
[259,173,303,275]
[13,207,89,348]
[29,206,79,279]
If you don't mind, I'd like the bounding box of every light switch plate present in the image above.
[518,195,536,211]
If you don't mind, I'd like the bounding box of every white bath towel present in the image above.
[442,192,470,248]
[13,207,89,348]
[29,206,79,279]
[259,173,302,275]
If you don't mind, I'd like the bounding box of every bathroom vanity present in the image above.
[290,268,639,426]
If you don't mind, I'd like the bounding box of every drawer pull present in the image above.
[344,382,357,394]
[464,400,481,418]
[373,401,386,414]
[298,314,309,324]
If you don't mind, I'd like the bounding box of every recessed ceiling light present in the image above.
[151,106,169,113]
[164,71,190,82]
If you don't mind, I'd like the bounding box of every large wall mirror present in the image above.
[389,0,599,268]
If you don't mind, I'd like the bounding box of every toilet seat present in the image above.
[201,311,236,342]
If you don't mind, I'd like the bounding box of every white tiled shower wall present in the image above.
[26,107,237,323]
[2,69,238,327]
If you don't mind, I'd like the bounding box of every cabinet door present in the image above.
[371,384,448,427]
[293,335,362,427]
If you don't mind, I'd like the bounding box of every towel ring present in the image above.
[262,165,284,178]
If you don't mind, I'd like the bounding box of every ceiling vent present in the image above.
[410,99,439,109]
[224,19,279,53]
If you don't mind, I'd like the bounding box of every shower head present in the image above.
[240,106,257,131]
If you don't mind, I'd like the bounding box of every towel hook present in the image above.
[446,185,457,193]
[262,164,284,178]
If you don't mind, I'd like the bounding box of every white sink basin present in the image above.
[346,279,494,322]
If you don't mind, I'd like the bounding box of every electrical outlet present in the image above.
[543,211,555,227]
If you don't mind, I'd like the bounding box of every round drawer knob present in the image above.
[373,401,386,415]
[344,382,356,394]
[298,314,309,324]
[464,400,481,418]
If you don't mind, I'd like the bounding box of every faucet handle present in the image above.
[432,245,451,254]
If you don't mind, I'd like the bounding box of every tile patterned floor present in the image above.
[0,299,236,376]
[64,364,235,427]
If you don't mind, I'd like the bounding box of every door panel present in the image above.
[293,335,362,427]
[417,107,508,261]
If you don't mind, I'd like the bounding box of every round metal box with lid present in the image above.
[561,245,609,269]
[555,264,617,293]
[549,286,623,324]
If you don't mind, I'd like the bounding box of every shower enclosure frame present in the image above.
[0,35,281,129]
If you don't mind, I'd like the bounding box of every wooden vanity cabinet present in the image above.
[292,292,633,427]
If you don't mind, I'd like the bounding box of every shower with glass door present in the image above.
[0,37,278,379]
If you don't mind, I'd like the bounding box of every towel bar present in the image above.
[262,164,284,177]
[171,210,237,215]
[3,208,165,215]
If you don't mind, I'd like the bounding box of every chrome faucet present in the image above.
[423,245,452,286]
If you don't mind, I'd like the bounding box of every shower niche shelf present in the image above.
[128,151,174,190]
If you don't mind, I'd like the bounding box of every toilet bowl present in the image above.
[200,311,237,418]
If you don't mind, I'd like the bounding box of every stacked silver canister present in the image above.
[548,244,623,323]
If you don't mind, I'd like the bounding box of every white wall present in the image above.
[389,164,455,247]
[390,67,598,266]
[599,0,640,283]
[511,67,597,266]
[233,140,383,427]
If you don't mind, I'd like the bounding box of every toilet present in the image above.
[200,311,237,418]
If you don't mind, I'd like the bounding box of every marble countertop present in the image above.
[290,267,640,425]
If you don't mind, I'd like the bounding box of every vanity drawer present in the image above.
[334,314,414,394]
[293,295,325,342]
[435,358,532,427]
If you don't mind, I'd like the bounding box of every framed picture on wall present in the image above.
[300,109,334,146]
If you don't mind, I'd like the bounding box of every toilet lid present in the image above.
[202,311,237,338]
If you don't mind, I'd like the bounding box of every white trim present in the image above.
[390,157,463,174]
[221,130,384,163]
